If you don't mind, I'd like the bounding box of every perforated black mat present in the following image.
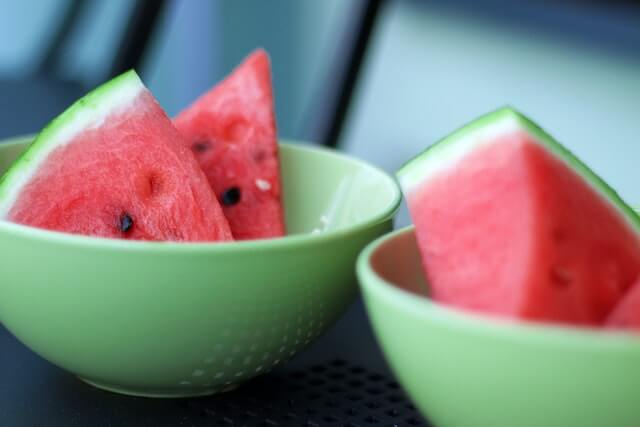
[179,359,429,426]
[1,301,432,427]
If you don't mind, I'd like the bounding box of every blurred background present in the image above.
[0,0,639,227]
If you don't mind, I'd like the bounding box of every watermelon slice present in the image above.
[397,107,640,326]
[606,277,640,330]
[0,71,233,242]
[174,49,285,240]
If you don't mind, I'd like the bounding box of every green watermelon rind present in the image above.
[396,106,640,234]
[0,70,143,218]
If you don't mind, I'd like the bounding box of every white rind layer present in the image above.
[0,71,144,219]
[396,107,640,235]
[397,112,521,194]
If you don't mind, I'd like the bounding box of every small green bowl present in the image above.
[358,226,640,427]
[0,136,401,398]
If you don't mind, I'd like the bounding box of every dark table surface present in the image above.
[1,299,417,426]
[0,78,428,426]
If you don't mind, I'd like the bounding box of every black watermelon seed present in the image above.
[221,187,241,206]
[119,213,134,233]
[192,141,210,153]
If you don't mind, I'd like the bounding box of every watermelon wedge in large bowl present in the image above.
[0,71,401,397]
[0,133,400,397]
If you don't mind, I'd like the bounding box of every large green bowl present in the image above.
[0,136,401,398]
[358,226,640,427]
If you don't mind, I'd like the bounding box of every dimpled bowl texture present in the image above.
[0,136,401,398]
[358,226,640,427]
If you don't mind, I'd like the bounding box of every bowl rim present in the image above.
[0,136,402,253]
[357,225,640,347]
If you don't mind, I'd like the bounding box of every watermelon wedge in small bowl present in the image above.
[358,227,640,427]
[0,68,401,397]
[357,108,640,427]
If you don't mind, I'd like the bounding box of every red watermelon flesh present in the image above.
[4,72,233,242]
[399,112,640,326]
[174,49,285,240]
[606,277,640,330]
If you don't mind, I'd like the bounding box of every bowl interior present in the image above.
[362,226,640,342]
[369,226,429,297]
[0,137,400,240]
[0,138,30,174]
[279,143,400,235]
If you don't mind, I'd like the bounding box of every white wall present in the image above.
[342,1,640,227]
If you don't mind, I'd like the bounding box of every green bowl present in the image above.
[0,136,401,398]
[358,226,640,427]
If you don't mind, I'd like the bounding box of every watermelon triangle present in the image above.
[0,71,233,242]
[174,49,286,240]
[397,107,640,326]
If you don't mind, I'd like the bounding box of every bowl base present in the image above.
[79,377,239,398]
